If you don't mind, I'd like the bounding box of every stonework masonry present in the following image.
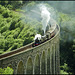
[0,25,60,74]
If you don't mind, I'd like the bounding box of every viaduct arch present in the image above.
[0,24,60,74]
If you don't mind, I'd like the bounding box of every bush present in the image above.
[7,4,13,10]
[6,36,14,48]
[2,30,11,37]
[6,17,12,23]
[0,5,6,13]
[0,39,6,49]
[8,42,23,51]
[0,21,7,28]
[15,21,24,29]
[2,9,10,18]
[0,49,4,54]
[0,67,13,74]
[13,28,20,39]
[14,39,24,44]
[9,21,16,30]
[9,18,19,30]
[11,43,18,50]
[60,70,68,74]
[1,25,9,33]
[0,14,3,22]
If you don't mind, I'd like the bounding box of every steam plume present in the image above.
[34,34,41,41]
[39,4,51,34]
[22,3,54,35]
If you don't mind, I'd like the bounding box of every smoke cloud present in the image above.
[34,34,41,41]
[21,1,75,41]
[21,2,56,35]
[39,4,51,34]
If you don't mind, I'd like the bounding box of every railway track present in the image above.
[0,28,57,60]
[0,10,58,60]
[0,43,32,59]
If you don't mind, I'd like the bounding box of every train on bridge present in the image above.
[0,19,60,74]
[32,24,58,47]
[0,20,59,59]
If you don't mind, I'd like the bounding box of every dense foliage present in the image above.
[57,10,75,74]
[0,1,75,74]
[0,67,13,74]
[0,1,42,54]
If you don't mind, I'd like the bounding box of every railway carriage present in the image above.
[33,24,58,47]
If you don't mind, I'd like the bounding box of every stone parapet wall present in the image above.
[0,24,60,74]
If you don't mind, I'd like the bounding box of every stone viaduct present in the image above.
[0,24,60,74]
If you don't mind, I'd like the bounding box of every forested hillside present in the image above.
[56,8,75,74]
[0,1,75,74]
[0,1,42,54]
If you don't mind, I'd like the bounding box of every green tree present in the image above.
[0,5,6,13]
[0,67,13,74]
[2,9,10,18]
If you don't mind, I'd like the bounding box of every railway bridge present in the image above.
[0,21,60,74]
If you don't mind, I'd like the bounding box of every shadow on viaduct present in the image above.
[0,25,60,74]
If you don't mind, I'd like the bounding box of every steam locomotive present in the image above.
[32,24,58,47]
